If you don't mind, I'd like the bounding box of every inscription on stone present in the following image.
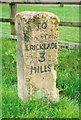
[15,12,60,102]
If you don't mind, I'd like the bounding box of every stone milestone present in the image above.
[15,11,60,102]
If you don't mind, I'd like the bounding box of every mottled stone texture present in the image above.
[15,11,60,102]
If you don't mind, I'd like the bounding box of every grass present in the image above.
[2,37,79,118]
[1,4,80,119]
[1,4,79,22]
[0,4,79,43]
[59,26,79,43]
[2,85,79,118]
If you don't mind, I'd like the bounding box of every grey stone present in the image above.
[15,11,60,102]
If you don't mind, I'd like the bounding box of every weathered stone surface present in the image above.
[15,11,60,102]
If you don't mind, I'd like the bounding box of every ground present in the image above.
[0,4,80,118]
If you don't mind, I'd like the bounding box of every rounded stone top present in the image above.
[15,11,60,23]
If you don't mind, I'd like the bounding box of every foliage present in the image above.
[2,38,79,118]
[2,38,17,86]
[56,47,79,100]
[2,86,79,118]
